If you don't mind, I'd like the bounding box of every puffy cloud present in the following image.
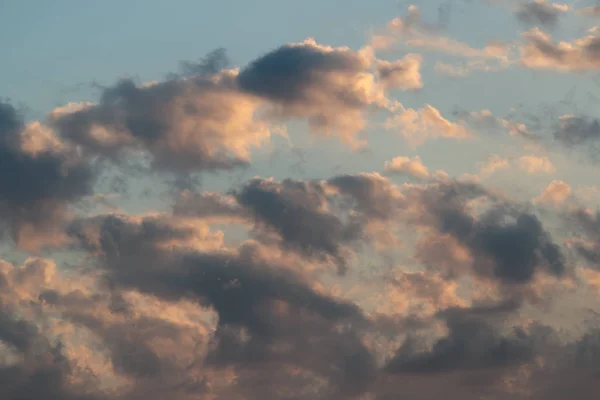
[51,70,272,173]
[554,115,600,146]
[385,308,541,374]
[234,178,360,272]
[326,172,406,222]
[563,208,600,270]
[520,27,600,71]
[238,39,393,147]
[66,213,378,396]
[534,180,572,207]
[516,155,556,174]
[376,270,466,317]
[0,102,96,251]
[384,155,430,179]
[515,1,569,29]
[376,54,423,90]
[412,180,566,284]
[386,104,472,146]
[478,154,554,176]
[479,154,511,175]
[5,12,600,398]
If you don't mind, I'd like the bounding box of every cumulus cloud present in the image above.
[519,27,600,71]
[0,102,96,250]
[477,153,555,177]
[234,178,360,272]
[410,180,566,284]
[4,9,600,398]
[384,155,430,179]
[386,104,472,146]
[479,154,511,175]
[534,180,572,206]
[66,213,378,397]
[515,0,569,29]
[385,308,540,374]
[554,115,600,146]
[376,53,423,90]
[51,70,272,173]
[563,208,600,270]
[237,39,394,147]
[516,155,556,173]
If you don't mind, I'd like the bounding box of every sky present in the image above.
[1,0,600,399]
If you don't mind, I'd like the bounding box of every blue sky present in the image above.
[2,1,600,399]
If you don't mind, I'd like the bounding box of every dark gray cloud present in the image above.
[520,26,600,71]
[0,302,102,400]
[51,68,270,174]
[554,115,600,146]
[385,307,539,374]
[420,181,566,284]
[516,1,568,29]
[237,39,387,142]
[0,101,95,249]
[563,208,600,269]
[327,173,405,221]
[235,178,362,272]
[237,41,366,105]
[178,48,230,77]
[67,213,376,396]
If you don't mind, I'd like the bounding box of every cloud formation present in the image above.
[0,102,96,250]
[515,0,569,29]
[4,5,600,399]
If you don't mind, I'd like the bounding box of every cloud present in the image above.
[454,109,536,140]
[66,213,377,396]
[554,115,600,146]
[172,190,248,223]
[434,59,508,77]
[516,155,556,173]
[0,102,96,251]
[479,154,511,175]
[234,178,360,272]
[577,6,600,17]
[385,308,540,374]
[386,104,472,146]
[477,154,554,177]
[51,70,272,173]
[515,1,569,29]
[414,180,566,284]
[326,172,406,222]
[563,208,600,270]
[384,155,430,179]
[376,54,423,90]
[534,180,572,207]
[5,12,600,398]
[237,39,393,147]
[519,27,600,71]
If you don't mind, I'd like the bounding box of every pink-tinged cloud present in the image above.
[520,27,600,71]
[534,180,572,207]
[376,53,423,90]
[384,155,430,179]
[386,104,472,146]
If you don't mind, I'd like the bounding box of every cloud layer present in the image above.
[2,3,600,399]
